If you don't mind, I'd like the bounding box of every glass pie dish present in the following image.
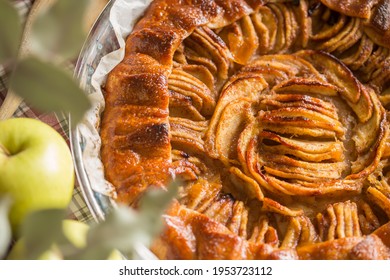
[71,0,116,223]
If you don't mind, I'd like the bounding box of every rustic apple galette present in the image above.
[100,0,390,259]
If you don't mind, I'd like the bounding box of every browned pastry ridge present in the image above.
[100,0,390,259]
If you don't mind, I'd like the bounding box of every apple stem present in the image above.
[0,143,10,157]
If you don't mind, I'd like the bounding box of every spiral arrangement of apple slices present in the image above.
[101,0,390,259]
[308,0,390,107]
[207,50,388,198]
[166,46,390,258]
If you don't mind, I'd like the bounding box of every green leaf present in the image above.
[0,196,12,259]
[22,209,66,259]
[0,0,22,64]
[67,206,142,260]
[10,57,91,126]
[30,0,90,62]
[138,181,179,237]
[66,182,179,260]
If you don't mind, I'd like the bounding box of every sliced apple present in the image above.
[181,64,215,92]
[227,201,248,238]
[316,17,362,54]
[184,26,233,80]
[311,13,347,41]
[169,67,216,116]
[291,0,311,48]
[295,50,361,103]
[273,78,338,97]
[205,75,266,157]
[218,15,259,64]
[229,166,264,201]
[215,99,251,162]
[341,34,374,71]
[261,198,304,217]
[170,117,207,154]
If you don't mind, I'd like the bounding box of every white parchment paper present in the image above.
[77,0,153,198]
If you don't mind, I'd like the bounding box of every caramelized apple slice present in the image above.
[259,93,339,120]
[229,166,264,201]
[291,0,311,48]
[169,68,216,116]
[237,121,259,174]
[363,0,390,49]
[215,99,251,163]
[251,54,322,78]
[179,178,222,211]
[169,90,205,121]
[311,14,348,41]
[218,15,259,64]
[262,198,304,217]
[181,64,215,92]
[203,194,235,225]
[249,216,279,247]
[251,6,277,54]
[316,18,363,54]
[261,130,341,152]
[226,201,249,238]
[316,201,362,241]
[379,87,390,109]
[274,78,339,97]
[341,34,374,70]
[170,117,208,154]
[369,59,390,92]
[295,50,361,103]
[281,216,318,248]
[184,48,218,76]
[359,47,389,81]
[185,26,233,80]
[358,201,381,235]
[259,107,345,137]
[205,75,267,157]
[366,162,390,219]
[351,87,382,154]
[281,3,299,51]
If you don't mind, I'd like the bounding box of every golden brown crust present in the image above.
[101,55,171,204]
[364,0,390,48]
[320,0,379,19]
[297,235,390,260]
[101,0,390,259]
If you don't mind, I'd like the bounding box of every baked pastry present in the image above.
[100,0,390,259]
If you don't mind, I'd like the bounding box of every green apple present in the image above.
[7,219,123,260]
[0,118,74,232]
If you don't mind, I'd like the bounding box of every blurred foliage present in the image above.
[11,57,91,125]
[14,182,178,260]
[22,208,68,259]
[70,182,178,260]
[0,0,22,65]
[0,0,91,126]
[30,0,90,63]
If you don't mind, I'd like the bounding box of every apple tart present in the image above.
[100,0,390,259]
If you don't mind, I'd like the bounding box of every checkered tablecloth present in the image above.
[0,0,93,223]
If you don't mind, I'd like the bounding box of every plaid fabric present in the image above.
[0,0,93,223]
